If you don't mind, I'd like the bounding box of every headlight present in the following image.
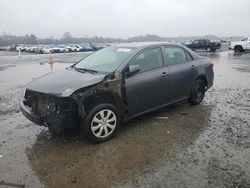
[23,88,26,97]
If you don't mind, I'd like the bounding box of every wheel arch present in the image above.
[83,91,124,118]
[234,45,243,51]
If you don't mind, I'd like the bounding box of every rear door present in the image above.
[163,46,196,101]
[124,47,171,116]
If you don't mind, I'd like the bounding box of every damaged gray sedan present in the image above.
[20,42,214,142]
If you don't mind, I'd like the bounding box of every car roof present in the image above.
[116,41,202,62]
[115,42,172,48]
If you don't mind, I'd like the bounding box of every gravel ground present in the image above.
[0,50,249,188]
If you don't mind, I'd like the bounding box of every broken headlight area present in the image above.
[23,89,80,129]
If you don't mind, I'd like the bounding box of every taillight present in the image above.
[209,61,214,68]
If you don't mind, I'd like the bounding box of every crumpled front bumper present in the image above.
[20,99,80,130]
[19,101,44,125]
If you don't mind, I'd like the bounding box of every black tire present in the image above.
[48,123,62,136]
[206,47,211,52]
[188,79,206,105]
[81,103,120,143]
[234,46,243,53]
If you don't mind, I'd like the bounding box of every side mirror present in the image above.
[128,65,140,75]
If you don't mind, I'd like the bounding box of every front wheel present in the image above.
[81,103,120,143]
[48,123,62,136]
[188,79,206,105]
[206,47,211,52]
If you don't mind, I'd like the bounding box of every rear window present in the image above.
[164,47,187,64]
[164,46,194,64]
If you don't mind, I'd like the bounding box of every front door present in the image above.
[124,47,171,116]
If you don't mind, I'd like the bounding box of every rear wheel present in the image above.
[188,79,206,105]
[81,103,120,143]
[234,46,243,53]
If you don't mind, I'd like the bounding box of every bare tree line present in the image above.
[0,32,243,46]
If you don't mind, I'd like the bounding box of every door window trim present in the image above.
[126,46,165,75]
[184,50,194,62]
[162,45,194,65]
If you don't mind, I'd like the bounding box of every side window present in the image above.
[130,48,163,73]
[164,47,187,64]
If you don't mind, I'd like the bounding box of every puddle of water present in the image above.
[26,103,213,188]
[0,63,71,93]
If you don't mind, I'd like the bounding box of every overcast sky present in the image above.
[0,0,249,38]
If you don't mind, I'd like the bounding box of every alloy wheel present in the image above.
[91,109,117,138]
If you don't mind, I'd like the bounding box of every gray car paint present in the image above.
[21,42,214,127]
[26,68,107,97]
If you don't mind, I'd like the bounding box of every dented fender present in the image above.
[71,71,126,119]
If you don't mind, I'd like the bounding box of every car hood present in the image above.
[26,68,107,97]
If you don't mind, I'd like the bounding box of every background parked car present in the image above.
[41,46,52,54]
[6,43,108,54]
[58,45,69,53]
[29,45,37,53]
[16,44,26,52]
[80,44,93,51]
[66,44,78,52]
[49,45,61,53]
[89,43,103,51]
[185,39,221,52]
[10,44,17,51]
[24,45,31,52]
[229,37,250,53]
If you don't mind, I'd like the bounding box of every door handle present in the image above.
[161,72,168,77]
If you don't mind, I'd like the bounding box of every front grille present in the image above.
[37,96,49,116]
[24,89,78,117]
[24,89,51,117]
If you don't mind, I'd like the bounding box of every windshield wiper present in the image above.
[74,67,98,74]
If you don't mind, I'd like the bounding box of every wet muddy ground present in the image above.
[0,50,249,188]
